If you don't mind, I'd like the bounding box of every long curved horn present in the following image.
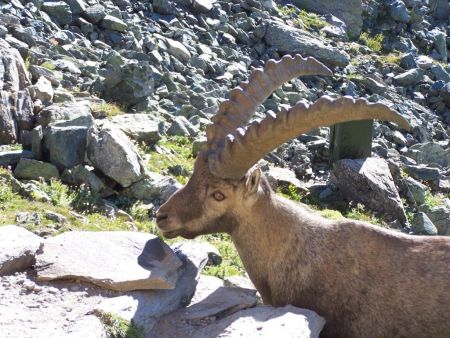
[206,54,332,151]
[209,96,411,179]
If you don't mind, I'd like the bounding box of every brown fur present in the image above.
[157,155,450,338]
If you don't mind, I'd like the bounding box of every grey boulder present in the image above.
[265,21,349,67]
[288,0,362,38]
[42,2,73,26]
[102,61,154,108]
[87,121,147,187]
[124,172,181,202]
[61,165,105,193]
[110,113,161,144]
[45,126,88,170]
[37,102,94,128]
[14,158,60,181]
[393,68,424,87]
[406,142,450,168]
[331,158,407,224]
[0,150,34,167]
[411,212,438,235]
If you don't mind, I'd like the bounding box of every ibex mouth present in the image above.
[161,230,180,239]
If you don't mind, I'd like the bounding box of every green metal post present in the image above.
[329,120,373,166]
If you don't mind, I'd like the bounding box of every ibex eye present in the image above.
[212,191,225,201]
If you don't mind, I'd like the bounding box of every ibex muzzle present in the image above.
[156,55,450,337]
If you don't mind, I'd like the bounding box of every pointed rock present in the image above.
[331,158,407,224]
[0,225,43,276]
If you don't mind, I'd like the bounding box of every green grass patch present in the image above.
[343,203,384,226]
[359,32,384,53]
[319,209,344,220]
[143,136,194,182]
[40,61,56,71]
[201,234,245,278]
[0,172,154,234]
[92,102,126,117]
[297,10,328,30]
[276,184,384,225]
[276,5,328,31]
[424,191,446,209]
[94,310,143,338]
[276,184,303,202]
[378,53,401,65]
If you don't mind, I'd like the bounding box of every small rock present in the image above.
[84,5,106,23]
[14,158,60,181]
[30,77,54,104]
[411,212,438,235]
[0,150,34,167]
[45,126,88,170]
[167,116,199,137]
[110,114,161,144]
[265,167,308,193]
[165,38,191,62]
[404,177,427,205]
[44,211,68,225]
[393,68,423,86]
[388,0,410,23]
[42,1,73,26]
[100,15,128,32]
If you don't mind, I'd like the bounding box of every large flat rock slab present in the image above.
[194,305,325,338]
[0,225,43,276]
[0,241,209,338]
[35,231,182,291]
[150,285,258,337]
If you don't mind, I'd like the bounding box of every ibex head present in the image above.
[156,55,410,239]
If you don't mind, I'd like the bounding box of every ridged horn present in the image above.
[208,96,411,179]
[205,54,332,151]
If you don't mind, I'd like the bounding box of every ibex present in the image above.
[156,55,450,337]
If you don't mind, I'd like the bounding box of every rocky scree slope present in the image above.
[0,1,449,239]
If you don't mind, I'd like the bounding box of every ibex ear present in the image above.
[244,168,261,197]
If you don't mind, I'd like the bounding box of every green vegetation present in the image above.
[359,32,384,53]
[143,136,194,184]
[344,203,384,226]
[276,5,328,31]
[201,233,245,278]
[424,191,446,209]
[24,56,31,70]
[40,61,56,71]
[276,184,303,202]
[378,53,402,65]
[297,10,328,30]
[0,170,153,234]
[319,209,344,220]
[92,102,126,117]
[277,184,384,225]
[94,310,143,338]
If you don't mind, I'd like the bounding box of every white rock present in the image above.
[165,38,191,62]
[31,76,54,103]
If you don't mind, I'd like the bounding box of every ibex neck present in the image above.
[230,195,309,303]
